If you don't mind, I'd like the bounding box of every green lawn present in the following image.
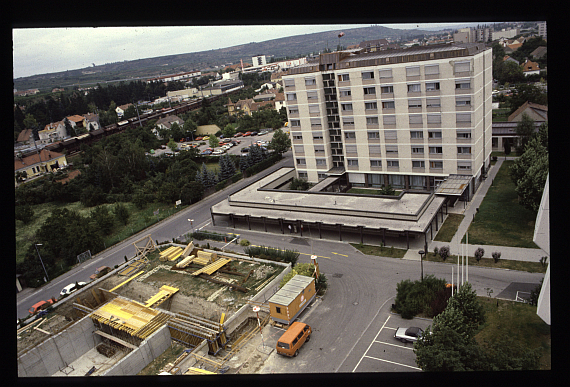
[16,201,187,264]
[350,243,407,258]
[475,296,550,370]
[462,160,539,248]
[433,213,464,242]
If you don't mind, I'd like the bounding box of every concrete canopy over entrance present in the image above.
[211,168,447,246]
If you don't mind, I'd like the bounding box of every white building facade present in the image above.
[282,43,492,197]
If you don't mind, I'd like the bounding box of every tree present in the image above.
[509,124,548,212]
[268,128,290,155]
[113,203,130,225]
[15,204,34,224]
[222,123,236,138]
[209,135,220,148]
[167,138,178,153]
[90,205,114,235]
[446,283,485,332]
[183,118,198,140]
[503,139,511,155]
[514,113,536,155]
[508,84,548,115]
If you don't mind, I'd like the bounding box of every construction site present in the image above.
[17,235,293,377]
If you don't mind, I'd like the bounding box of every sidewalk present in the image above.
[403,159,546,263]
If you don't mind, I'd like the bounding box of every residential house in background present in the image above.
[520,59,541,76]
[14,149,67,186]
[227,98,275,117]
[530,46,547,60]
[16,129,34,146]
[116,103,133,118]
[508,101,547,122]
[156,115,185,130]
[38,121,66,144]
[491,101,547,152]
[83,112,101,131]
[503,55,519,65]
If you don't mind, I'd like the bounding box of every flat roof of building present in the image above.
[268,275,314,307]
[211,168,446,233]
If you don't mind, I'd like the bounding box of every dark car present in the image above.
[90,266,111,280]
[394,326,424,343]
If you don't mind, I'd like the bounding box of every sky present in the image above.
[12,23,473,79]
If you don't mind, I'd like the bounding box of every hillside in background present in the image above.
[14,25,442,92]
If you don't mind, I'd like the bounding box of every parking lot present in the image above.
[350,313,430,372]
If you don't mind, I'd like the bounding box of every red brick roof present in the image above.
[15,149,64,171]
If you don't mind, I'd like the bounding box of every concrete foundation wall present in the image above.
[17,315,100,377]
[101,324,172,376]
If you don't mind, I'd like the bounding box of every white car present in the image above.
[394,326,425,343]
[60,282,87,297]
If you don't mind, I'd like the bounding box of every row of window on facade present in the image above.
[290,111,471,127]
[284,61,472,88]
[293,129,472,141]
[286,79,471,101]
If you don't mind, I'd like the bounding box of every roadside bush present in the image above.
[393,275,448,319]
[438,246,450,261]
[475,247,485,262]
[244,245,299,266]
[492,251,501,263]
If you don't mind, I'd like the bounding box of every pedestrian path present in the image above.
[403,158,547,264]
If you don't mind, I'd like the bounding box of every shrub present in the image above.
[438,246,450,261]
[474,247,485,262]
[492,251,501,263]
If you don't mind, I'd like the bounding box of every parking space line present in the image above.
[374,340,414,350]
[363,355,421,371]
[352,314,390,372]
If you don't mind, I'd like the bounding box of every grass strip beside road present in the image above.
[463,160,539,248]
[423,252,546,274]
[350,243,407,258]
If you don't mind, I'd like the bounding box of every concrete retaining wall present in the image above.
[17,315,100,377]
[101,324,172,376]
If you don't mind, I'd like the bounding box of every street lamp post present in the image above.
[35,243,49,282]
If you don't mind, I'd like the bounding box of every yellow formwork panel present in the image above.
[168,250,184,261]
[191,258,231,276]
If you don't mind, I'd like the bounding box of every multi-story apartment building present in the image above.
[282,42,492,200]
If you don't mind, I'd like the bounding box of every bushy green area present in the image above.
[392,275,450,319]
[243,245,299,266]
[414,283,545,371]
